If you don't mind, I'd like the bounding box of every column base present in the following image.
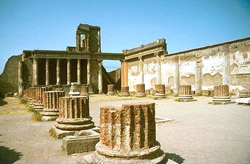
[136,93,146,97]
[41,110,59,121]
[78,142,167,164]
[34,103,44,111]
[153,93,166,99]
[62,129,99,155]
[176,95,196,102]
[209,96,232,105]
[49,126,77,139]
[119,92,130,97]
[107,92,115,96]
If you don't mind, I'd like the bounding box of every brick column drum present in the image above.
[81,85,89,96]
[154,84,166,99]
[107,84,115,95]
[50,96,95,139]
[120,86,130,97]
[41,91,65,121]
[87,103,166,164]
[178,85,193,100]
[213,85,230,102]
[34,86,52,111]
[136,84,146,97]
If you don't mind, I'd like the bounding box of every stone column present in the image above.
[33,58,38,86]
[195,58,202,95]
[34,86,52,111]
[107,84,115,95]
[154,84,166,99]
[50,96,95,139]
[18,60,24,97]
[139,56,144,84]
[77,59,81,84]
[155,53,161,84]
[136,84,146,97]
[213,85,230,102]
[41,91,65,121]
[173,57,179,94]
[45,58,50,86]
[56,59,60,85]
[120,60,124,87]
[81,84,89,96]
[87,59,93,93]
[120,86,130,97]
[67,59,71,85]
[178,85,193,100]
[223,54,230,86]
[90,103,166,164]
[98,59,103,94]
[124,61,128,87]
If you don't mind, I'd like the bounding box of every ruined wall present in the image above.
[126,38,250,93]
[0,55,20,95]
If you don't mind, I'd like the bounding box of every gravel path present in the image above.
[0,96,249,164]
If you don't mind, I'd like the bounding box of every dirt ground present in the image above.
[0,95,250,164]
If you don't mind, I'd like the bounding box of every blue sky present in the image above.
[0,0,250,73]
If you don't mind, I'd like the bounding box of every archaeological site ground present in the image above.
[0,24,249,164]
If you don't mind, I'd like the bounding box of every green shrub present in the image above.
[19,98,28,105]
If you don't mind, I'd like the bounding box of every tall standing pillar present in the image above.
[155,53,161,84]
[98,59,103,94]
[173,57,179,94]
[98,31,101,53]
[223,54,230,86]
[56,59,60,85]
[33,58,38,86]
[67,59,71,85]
[77,59,81,84]
[87,59,93,93]
[45,58,50,86]
[18,60,24,97]
[195,58,202,95]
[139,56,144,84]
[120,60,124,87]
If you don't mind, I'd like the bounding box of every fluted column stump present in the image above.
[79,103,167,164]
[136,84,146,97]
[41,91,65,121]
[34,86,52,111]
[154,84,166,99]
[50,96,95,139]
[210,85,231,104]
[119,86,130,97]
[177,85,196,102]
[28,87,39,108]
[80,84,89,96]
[107,84,115,96]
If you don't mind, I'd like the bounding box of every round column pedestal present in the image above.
[79,103,167,164]
[136,84,146,97]
[120,86,130,97]
[50,96,95,139]
[212,85,231,102]
[177,85,195,102]
[41,91,65,121]
[107,84,115,96]
[154,84,166,99]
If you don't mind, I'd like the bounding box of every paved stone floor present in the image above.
[0,96,249,164]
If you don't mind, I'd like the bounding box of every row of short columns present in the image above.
[32,58,103,93]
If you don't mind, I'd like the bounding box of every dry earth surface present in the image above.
[0,95,250,164]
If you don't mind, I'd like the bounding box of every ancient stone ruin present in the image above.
[120,86,130,97]
[212,85,231,102]
[107,84,115,95]
[154,84,166,99]
[50,96,95,139]
[41,91,65,121]
[177,85,195,101]
[79,103,167,164]
[136,84,146,97]
[81,85,89,96]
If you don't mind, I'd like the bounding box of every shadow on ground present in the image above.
[0,146,22,164]
[166,152,185,164]
[0,97,7,106]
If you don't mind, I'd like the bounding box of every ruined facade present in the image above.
[0,24,249,96]
[122,37,250,94]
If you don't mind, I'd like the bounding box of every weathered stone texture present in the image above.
[107,84,115,95]
[136,84,146,97]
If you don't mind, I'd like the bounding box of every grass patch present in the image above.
[28,107,42,121]
[175,99,184,102]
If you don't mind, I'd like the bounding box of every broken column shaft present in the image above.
[107,84,115,95]
[41,91,65,121]
[154,84,166,99]
[120,86,130,97]
[178,85,193,100]
[136,84,146,97]
[213,85,230,102]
